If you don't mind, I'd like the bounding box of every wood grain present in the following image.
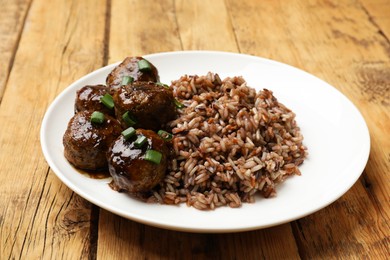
[227,0,390,258]
[175,0,238,51]
[360,0,390,40]
[0,0,32,102]
[0,0,107,258]
[1,0,389,259]
[292,183,390,259]
[108,0,182,62]
[98,209,300,259]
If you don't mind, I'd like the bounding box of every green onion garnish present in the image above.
[174,98,184,108]
[100,93,114,110]
[134,135,147,148]
[145,150,162,164]
[121,76,134,85]
[90,111,105,124]
[137,59,152,72]
[157,130,173,141]
[122,111,136,126]
[156,82,170,89]
[121,127,136,140]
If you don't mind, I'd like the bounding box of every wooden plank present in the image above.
[227,0,390,258]
[108,0,182,62]
[0,0,108,258]
[360,0,390,40]
[0,0,32,102]
[292,182,390,259]
[174,0,238,51]
[98,210,300,259]
[97,0,300,259]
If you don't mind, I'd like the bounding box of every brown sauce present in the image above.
[74,167,111,179]
[73,162,153,202]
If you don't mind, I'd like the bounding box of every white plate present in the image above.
[40,51,370,233]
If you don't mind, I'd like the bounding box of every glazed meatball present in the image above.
[107,129,169,193]
[113,81,176,130]
[74,85,114,115]
[63,110,122,171]
[106,56,159,91]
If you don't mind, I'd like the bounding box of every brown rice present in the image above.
[148,72,307,210]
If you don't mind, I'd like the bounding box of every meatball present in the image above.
[107,129,169,193]
[74,85,114,115]
[106,56,159,91]
[113,81,177,131]
[63,110,122,171]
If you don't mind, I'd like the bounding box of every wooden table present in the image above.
[1,0,389,259]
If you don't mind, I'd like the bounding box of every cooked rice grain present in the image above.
[152,72,307,210]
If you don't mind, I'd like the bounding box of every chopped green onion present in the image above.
[137,59,152,72]
[156,82,170,89]
[157,130,173,141]
[121,76,134,85]
[122,127,136,140]
[134,135,147,148]
[174,98,184,108]
[100,93,114,110]
[122,111,136,126]
[90,111,105,124]
[145,150,162,164]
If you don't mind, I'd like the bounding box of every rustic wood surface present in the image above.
[0,0,389,259]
